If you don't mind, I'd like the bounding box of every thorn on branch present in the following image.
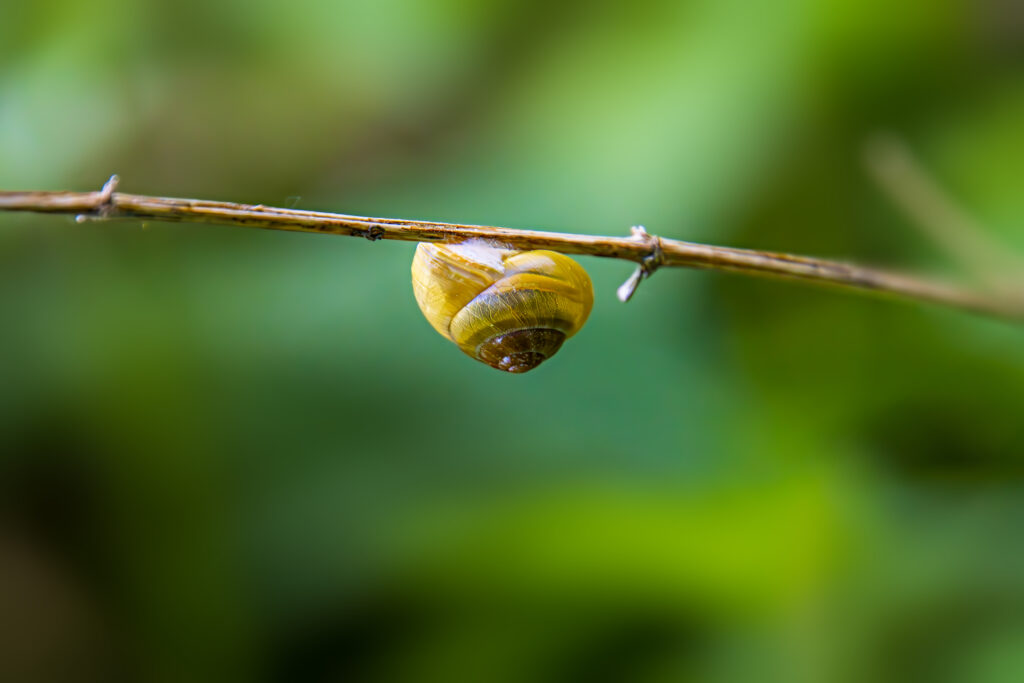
[75,174,120,223]
[617,225,664,302]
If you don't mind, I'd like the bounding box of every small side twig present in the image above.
[1,176,1022,323]
[75,174,119,222]
[616,226,665,302]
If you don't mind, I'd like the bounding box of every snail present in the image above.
[411,240,593,373]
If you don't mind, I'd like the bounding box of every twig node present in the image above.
[617,225,664,302]
[75,174,120,223]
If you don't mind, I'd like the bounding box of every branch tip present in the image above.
[100,174,120,202]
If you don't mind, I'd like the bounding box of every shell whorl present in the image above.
[411,242,593,372]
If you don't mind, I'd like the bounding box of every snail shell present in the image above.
[411,241,593,373]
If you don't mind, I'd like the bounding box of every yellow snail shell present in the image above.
[411,241,594,373]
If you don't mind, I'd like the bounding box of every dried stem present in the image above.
[1,176,1022,322]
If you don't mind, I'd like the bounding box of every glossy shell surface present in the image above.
[411,241,593,372]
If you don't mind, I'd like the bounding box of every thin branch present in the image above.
[864,134,1024,293]
[1,176,1022,322]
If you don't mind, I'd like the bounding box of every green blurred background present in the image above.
[2,1,1024,681]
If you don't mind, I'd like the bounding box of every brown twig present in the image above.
[1,176,1022,322]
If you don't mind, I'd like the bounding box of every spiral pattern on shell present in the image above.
[411,241,593,373]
